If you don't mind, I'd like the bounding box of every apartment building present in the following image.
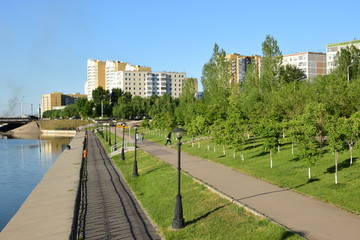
[113,71,186,98]
[85,59,106,97]
[282,52,326,79]
[225,53,262,84]
[85,58,188,99]
[326,39,360,74]
[41,92,87,113]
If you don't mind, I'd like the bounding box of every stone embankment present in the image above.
[0,132,85,239]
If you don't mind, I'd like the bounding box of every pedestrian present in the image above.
[141,132,144,142]
[165,132,172,146]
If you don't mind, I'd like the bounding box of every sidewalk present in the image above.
[138,139,360,240]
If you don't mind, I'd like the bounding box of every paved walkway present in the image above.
[84,131,161,240]
[136,138,360,240]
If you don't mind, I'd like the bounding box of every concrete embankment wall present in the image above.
[0,132,85,240]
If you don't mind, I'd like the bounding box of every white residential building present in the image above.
[326,39,360,74]
[85,59,187,99]
[282,52,326,79]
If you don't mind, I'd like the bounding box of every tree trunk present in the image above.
[241,153,244,161]
[291,141,294,155]
[207,144,210,151]
[214,144,216,153]
[247,133,250,139]
[223,145,226,155]
[198,142,200,148]
[278,144,280,152]
[283,132,285,138]
[308,167,311,180]
[335,151,338,184]
[349,144,353,165]
[233,149,236,159]
[270,150,273,168]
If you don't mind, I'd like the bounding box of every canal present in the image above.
[0,134,72,231]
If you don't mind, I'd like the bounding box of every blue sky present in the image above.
[0,0,359,116]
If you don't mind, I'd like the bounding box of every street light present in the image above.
[132,124,140,178]
[347,60,354,83]
[114,122,117,151]
[120,122,126,161]
[172,128,187,229]
[108,123,112,145]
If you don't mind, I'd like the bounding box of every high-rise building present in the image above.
[225,53,262,84]
[326,39,360,74]
[85,59,188,99]
[282,52,326,79]
[41,92,87,113]
[85,59,106,97]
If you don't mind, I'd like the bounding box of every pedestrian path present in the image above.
[137,139,360,240]
[84,131,161,240]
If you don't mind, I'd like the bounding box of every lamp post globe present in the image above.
[172,128,187,229]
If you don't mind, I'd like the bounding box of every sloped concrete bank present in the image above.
[0,132,84,240]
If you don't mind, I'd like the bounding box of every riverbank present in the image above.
[0,132,84,239]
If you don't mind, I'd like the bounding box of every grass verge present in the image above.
[137,127,360,214]
[97,133,302,240]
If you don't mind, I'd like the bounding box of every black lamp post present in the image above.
[132,125,140,178]
[108,123,112,145]
[120,122,126,161]
[172,128,187,229]
[105,124,108,142]
[114,122,117,151]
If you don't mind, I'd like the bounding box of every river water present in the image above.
[0,134,72,231]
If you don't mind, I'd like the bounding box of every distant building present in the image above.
[85,58,190,99]
[41,92,87,114]
[326,39,360,74]
[85,59,106,98]
[226,53,262,84]
[282,52,326,79]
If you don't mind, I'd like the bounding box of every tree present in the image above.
[342,116,360,165]
[334,45,360,82]
[92,87,110,117]
[256,118,281,168]
[294,114,322,180]
[325,116,347,184]
[260,35,283,91]
[76,98,94,118]
[278,64,306,83]
[201,43,231,125]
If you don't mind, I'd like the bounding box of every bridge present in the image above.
[0,117,38,132]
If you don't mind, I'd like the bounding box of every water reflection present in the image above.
[0,134,72,231]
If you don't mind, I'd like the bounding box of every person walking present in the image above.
[165,132,172,146]
[141,132,144,142]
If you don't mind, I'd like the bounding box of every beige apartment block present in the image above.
[226,53,262,84]
[326,39,360,74]
[282,52,326,79]
[41,92,87,113]
[113,71,187,98]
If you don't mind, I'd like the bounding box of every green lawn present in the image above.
[150,133,360,215]
[96,132,302,240]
